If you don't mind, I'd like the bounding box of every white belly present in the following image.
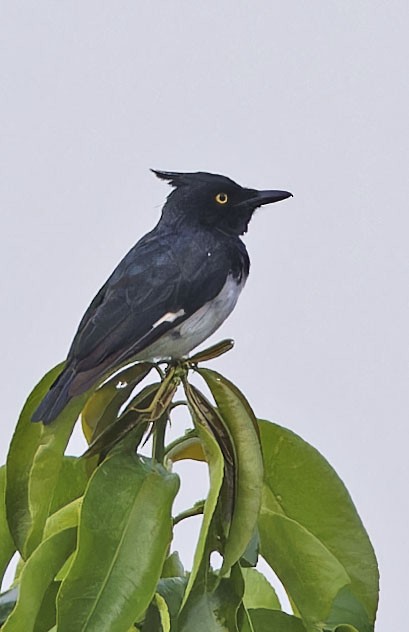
[138,274,245,361]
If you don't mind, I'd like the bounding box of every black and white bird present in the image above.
[32,170,292,424]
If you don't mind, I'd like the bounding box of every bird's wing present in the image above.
[66,233,230,376]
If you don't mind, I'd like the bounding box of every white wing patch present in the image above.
[153,308,186,328]
[138,274,246,361]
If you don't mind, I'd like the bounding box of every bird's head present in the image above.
[152,170,292,236]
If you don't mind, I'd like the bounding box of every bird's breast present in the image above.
[138,273,246,361]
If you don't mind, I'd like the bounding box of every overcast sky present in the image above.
[1,2,408,628]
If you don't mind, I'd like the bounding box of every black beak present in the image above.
[236,189,293,212]
[250,189,293,207]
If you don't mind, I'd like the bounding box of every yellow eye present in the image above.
[215,192,229,205]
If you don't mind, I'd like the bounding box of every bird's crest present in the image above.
[151,169,237,189]
[151,170,187,187]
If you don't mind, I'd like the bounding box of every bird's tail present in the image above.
[31,367,77,425]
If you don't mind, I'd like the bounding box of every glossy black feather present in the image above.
[32,170,291,424]
[67,226,248,372]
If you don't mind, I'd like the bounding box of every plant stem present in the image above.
[152,414,167,463]
[169,400,188,411]
[173,500,205,526]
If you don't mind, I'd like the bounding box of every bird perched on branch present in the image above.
[32,170,292,424]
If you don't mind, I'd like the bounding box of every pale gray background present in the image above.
[1,2,408,628]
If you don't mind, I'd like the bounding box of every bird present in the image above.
[32,170,292,424]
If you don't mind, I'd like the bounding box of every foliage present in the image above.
[0,341,379,631]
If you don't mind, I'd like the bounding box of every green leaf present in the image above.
[248,609,307,632]
[2,528,76,632]
[5,363,63,554]
[183,383,235,525]
[162,551,185,578]
[11,557,24,585]
[189,339,234,364]
[49,456,90,514]
[33,581,60,632]
[182,382,225,608]
[259,509,352,627]
[0,466,15,585]
[198,369,263,575]
[44,497,82,539]
[258,420,378,626]
[6,363,93,558]
[178,565,243,632]
[157,577,187,626]
[84,382,160,458]
[55,552,75,582]
[81,362,152,443]
[240,529,259,568]
[141,577,187,632]
[238,606,255,632]
[166,435,206,463]
[242,567,281,611]
[154,593,171,632]
[57,453,179,632]
[0,588,18,626]
[139,603,162,631]
[325,586,373,632]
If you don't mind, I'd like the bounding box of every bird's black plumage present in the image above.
[32,170,292,424]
